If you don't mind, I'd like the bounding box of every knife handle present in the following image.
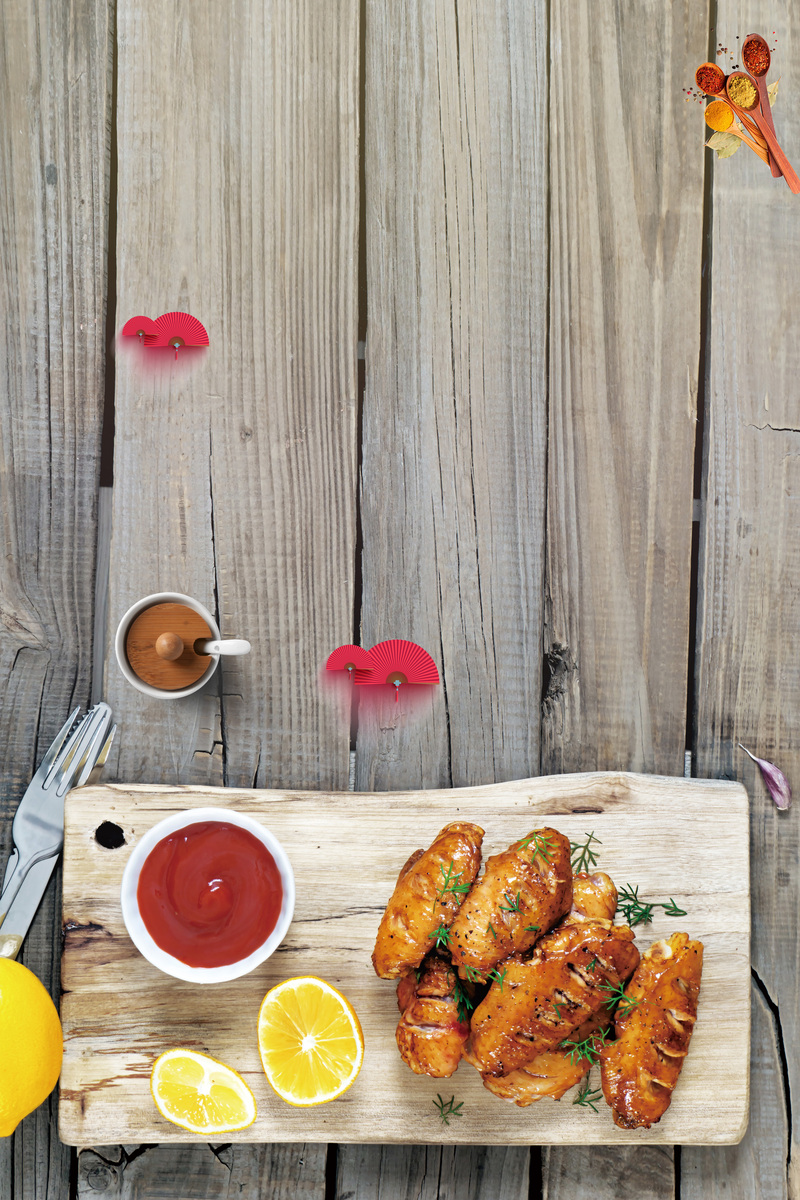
[0,932,22,959]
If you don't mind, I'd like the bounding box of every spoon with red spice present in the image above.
[726,72,800,192]
[742,34,781,177]
[695,61,726,96]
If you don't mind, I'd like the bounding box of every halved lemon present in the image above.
[257,976,364,1106]
[150,1049,257,1133]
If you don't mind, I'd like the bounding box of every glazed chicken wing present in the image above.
[372,822,484,979]
[600,932,703,1129]
[395,952,470,1077]
[465,919,639,1077]
[448,827,572,981]
[571,871,618,921]
[479,874,620,1105]
[481,1047,591,1105]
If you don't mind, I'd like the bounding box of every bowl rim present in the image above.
[120,806,295,983]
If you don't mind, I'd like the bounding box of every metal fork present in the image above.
[0,703,114,924]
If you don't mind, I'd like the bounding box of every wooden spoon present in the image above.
[726,73,800,193]
[741,34,780,178]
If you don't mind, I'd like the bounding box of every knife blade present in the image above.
[0,716,116,960]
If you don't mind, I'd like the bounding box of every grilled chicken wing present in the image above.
[395,952,469,1077]
[479,874,620,1104]
[372,822,484,979]
[448,828,572,981]
[481,1048,590,1105]
[571,871,617,921]
[465,919,639,1077]
[600,932,703,1129]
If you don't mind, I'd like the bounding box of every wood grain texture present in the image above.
[356,0,548,791]
[681,981,786,1199]
[542,0,704,777]
[542,1146,675,1200]
[690,4,800,1196]
[100,0,358,1193]
[0,0,112,1195]
[78,1144,328,1198]
[60,776,749,1146]
[336,1145,529,1200]
[105,0,358,791]
[542,3,707,1195]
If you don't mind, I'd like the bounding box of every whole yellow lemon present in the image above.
[0,959,63,1137]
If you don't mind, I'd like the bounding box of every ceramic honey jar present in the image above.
[115,592,250,699]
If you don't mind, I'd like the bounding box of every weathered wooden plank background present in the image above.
[0,0,796,1194]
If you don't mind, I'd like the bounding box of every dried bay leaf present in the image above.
[768,76,780,106]
[706,131,742,158]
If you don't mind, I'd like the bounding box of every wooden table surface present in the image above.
[0,0,796,1197]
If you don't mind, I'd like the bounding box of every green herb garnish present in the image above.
[433,1094,464,1125]
[570,831,602,873]
[616,884,687,927]
[518,830,555,864]
[453,977,474,1024]
[598,979,640,1018]
[499,891,523,913]
[434,860,472,910]
[429,922,451,950]
[488,967,508,992]
[560,1026,611,1067]
[572,1079,603,1112]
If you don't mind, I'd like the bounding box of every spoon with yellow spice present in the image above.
[705,100,768,164]
[726,72,800,191]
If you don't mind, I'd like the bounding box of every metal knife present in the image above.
[0,707,115,959]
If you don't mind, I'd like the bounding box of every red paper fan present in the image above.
[326,644,375,681]
[152,312,210,357]
[355,640,440,689]
[122,315,159,344]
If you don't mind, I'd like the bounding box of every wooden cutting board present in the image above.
[59,773,750,1146]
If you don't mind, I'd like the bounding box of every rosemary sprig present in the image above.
[429,922,451,950]
[488,967,508,992]
[570,831,602,874]
[462,964,484,983]
[524,924,541,934]
[487,922,497,941]
[518,830,555,864]
[552,1001,564,1020]
[616,884,655,926]
[616,884,688,927]
[586,954,599,973]
[433,1094,464,1125]
[572,1079,603,1112]
[434,860,472,909]
[560,1026,611,1067]
[598,979,640,1018]
[499,891,523,913]
[453,977,475,1024]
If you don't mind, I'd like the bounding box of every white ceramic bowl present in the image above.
[120,807,295,983]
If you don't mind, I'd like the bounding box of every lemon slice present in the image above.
[257,976,364,1106]
[150,1049,257,1133]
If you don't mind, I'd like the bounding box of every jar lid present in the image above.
[125,602,212,690]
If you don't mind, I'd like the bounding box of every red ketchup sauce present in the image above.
[137,820,283,968]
